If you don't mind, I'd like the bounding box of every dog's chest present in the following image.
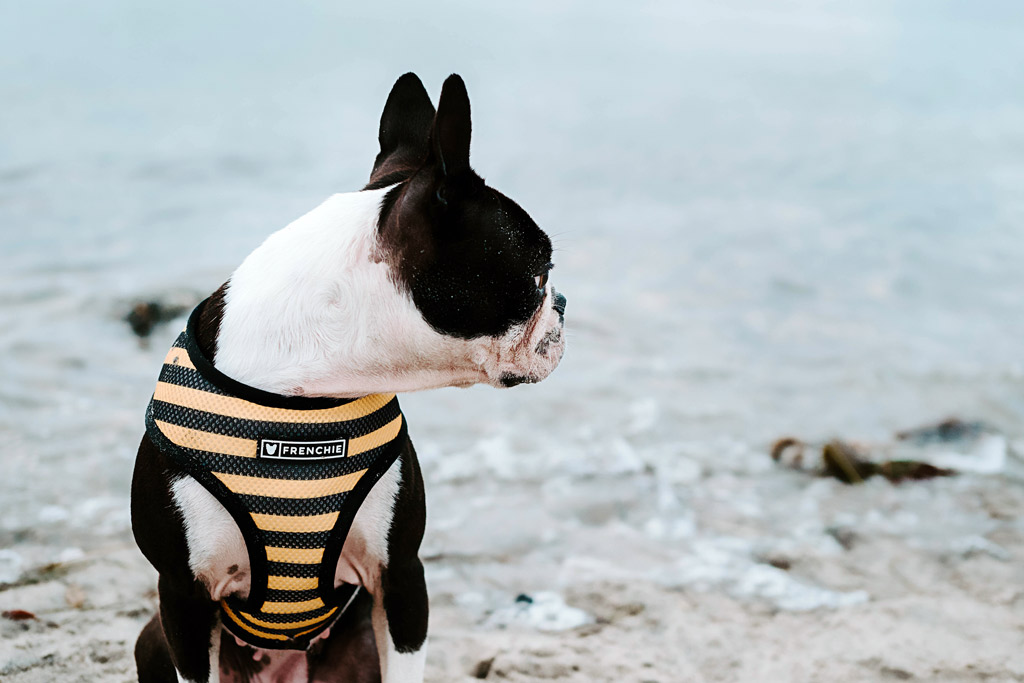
[172,456,401,602]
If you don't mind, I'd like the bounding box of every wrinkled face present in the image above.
[370,73,565,388]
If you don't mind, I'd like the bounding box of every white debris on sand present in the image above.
[485,592,594,632]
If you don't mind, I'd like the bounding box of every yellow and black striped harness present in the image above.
[145,304,406,650]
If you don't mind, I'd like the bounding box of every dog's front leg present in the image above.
[156,575,222,683]
[368,557,428,683]
[350,443,428,682]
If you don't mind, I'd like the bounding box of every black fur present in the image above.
[375,74,554,340]
[370,73,435,186]
[305,591,381,683]
[131,435,195,589]
[132,434,216,681]
[381,441,428,653]
[196,282,228,359]
[157,574,218,681]
[134,615,177,683]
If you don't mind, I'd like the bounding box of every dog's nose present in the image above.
[552,290,566,317]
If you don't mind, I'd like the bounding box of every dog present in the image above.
[130,72,566,683]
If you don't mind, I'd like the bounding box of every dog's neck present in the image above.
[201,188,491,398]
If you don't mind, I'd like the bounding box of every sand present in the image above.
[3,426,1023,682]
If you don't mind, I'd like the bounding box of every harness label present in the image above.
[258,437,348,460]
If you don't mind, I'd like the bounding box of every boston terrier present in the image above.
[130,73,566,683]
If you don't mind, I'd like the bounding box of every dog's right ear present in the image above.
[369,73,436,186]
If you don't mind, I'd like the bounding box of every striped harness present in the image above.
[145,303,406,650]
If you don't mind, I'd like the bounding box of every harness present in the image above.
[145,302,406,650]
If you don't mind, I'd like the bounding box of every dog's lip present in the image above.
[498,372,538,388]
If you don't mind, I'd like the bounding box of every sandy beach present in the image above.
[3,426,1024,682]
[3,1,1024,681]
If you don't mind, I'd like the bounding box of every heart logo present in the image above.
[265,443,278,455]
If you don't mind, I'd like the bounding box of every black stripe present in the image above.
[224,610,328,638]
[150,397,400,443]
[144,443,353,480]
[226,600,337,626]
[185,300,355,410]
[157,365,229,396]
[265,587,321,603]
[236,491,352,516]
[147,440,400,482]
[266,561,319,579]
[262,529,331,549]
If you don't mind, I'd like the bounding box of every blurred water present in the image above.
[1,0,1023,549]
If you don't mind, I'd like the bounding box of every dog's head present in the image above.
[369,73,566,389]
[216,74,565,396]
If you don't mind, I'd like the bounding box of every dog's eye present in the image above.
[534,263,553,291]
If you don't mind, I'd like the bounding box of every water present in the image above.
[1,0,1023,636]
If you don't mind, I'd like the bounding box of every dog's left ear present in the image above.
[370,72,435,185]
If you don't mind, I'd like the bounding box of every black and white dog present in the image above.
[131,73,566,683]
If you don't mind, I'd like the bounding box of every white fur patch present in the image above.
[334,455,402,588]
[380,638,427,683]
[171,476,251,601]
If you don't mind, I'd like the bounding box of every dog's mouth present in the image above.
[499,373,538,388]
[485,290,566,389]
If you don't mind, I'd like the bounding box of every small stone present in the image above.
[473,657,495,679]
[2,609,36,621]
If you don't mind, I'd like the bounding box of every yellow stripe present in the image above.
[162,347,196,370]
[212,469,366,499]
[221,601,290,641]
[231,606,337,631]
[294,623,330,637]
[265,546,323,564]
[267,575,319,591]
[153,382,395,425]
[262,597,326,614]
[349,414,403,456]
[154,420,257,458]
[251,510,338,533]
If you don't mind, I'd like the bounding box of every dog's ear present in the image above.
[369,73,435,185]
[428,74,472,177]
